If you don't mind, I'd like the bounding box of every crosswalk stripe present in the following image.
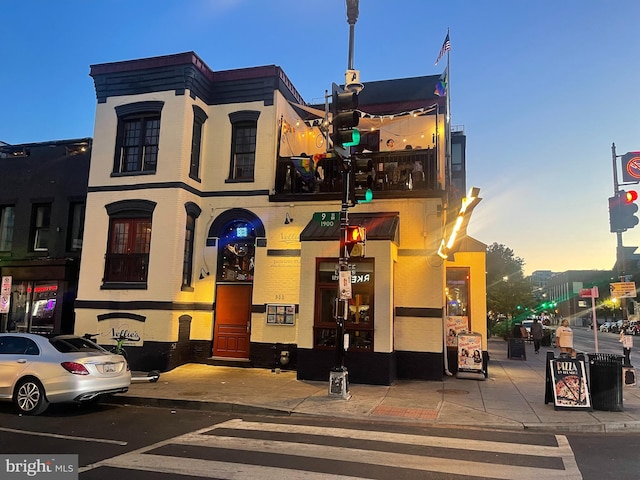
[206,419,565,457]
[171,431,580,480]
[87,418,583,480]
[99,454,365,480]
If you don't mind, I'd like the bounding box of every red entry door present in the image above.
[213,284,252,358]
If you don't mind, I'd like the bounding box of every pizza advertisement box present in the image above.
[550,358,592,411]
[446,316,469,347]
[457,332,486,380]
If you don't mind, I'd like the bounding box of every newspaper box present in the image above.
[457,332,485,380]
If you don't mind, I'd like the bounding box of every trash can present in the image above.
[588,353,623,411]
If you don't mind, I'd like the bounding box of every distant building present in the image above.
[546,270,613,324]
[0,138,91,334]
[530,270,555,290]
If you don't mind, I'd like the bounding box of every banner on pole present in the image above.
[0,276,11,314]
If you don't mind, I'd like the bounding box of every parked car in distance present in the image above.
[0,333,130,415]
[610,319,624,334]
[521,319,552,340]
[600,321,614,333]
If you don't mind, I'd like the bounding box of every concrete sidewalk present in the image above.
[110,337,640,433]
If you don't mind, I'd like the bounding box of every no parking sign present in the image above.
[622,152,640,183]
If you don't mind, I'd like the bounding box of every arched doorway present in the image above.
[209,210,263,360]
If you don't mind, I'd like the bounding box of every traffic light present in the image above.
[350,157,374,204]
[331,83,360,152]
[621,190,639,230]
[609,190,639,232]
[345,225,366,257]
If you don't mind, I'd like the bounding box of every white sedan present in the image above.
[0,333,130,415]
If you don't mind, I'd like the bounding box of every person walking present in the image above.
[620,322,633,366]
[556,319,574,357]
[531,318,544,354]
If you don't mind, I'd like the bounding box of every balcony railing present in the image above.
[273,148,439,200]
[104,253,149,283]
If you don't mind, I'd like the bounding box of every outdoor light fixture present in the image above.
[437,187,482,259]
[284,212,294,225]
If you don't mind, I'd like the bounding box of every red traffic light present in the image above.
[625,190,638,203]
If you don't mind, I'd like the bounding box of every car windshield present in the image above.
[49,337,108,354]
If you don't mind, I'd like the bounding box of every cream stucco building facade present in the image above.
[74,52,486,384]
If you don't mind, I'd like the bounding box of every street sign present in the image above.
[580,287,600,298]
[313,211,340,227]
[610,281,637,298]
[622,151,640,183]
[579,287,599,298]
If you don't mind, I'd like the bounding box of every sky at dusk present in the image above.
[2,0,639,276]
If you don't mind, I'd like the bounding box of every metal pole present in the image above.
[591,291,599,353]
[335,160,351,370]
[328,0,359,399]
[612,143,628,320]
[346,0,358,70]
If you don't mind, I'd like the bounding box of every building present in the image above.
[73,51,485,384]
[546,270,614,324]
[0,138,91,334]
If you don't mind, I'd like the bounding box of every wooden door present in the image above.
[213,284,252,358]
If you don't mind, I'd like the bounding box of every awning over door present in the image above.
[300,212,399,243]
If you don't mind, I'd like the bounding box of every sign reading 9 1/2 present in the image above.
[313,211,340,227]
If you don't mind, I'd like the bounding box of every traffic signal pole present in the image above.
[328,0,360,399]
[612,142,629,321]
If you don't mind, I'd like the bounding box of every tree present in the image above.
[486,243,534,320]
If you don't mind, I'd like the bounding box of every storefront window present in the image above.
[6,281,57,334]
[314,259,374,351]
[446,268,470,318]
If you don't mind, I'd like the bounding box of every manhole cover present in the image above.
[436,389,469,395]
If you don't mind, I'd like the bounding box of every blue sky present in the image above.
[2,0,639,275]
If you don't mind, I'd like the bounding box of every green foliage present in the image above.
[489,319,510,338]
[486,242,535,319]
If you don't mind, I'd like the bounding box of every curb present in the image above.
[104,395,292,417]
[104,395,640,434]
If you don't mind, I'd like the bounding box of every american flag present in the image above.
[434,33,450,66]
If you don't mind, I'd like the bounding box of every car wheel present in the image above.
[14,378,49,415]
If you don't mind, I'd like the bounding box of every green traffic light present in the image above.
[357,188,373,203]
[342,128,361,147]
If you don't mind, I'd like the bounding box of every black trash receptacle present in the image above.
[588,353,623,411]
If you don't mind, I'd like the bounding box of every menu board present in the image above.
[550,358,592,410]
[266,304,295,325]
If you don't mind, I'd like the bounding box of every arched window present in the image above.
[103,200,156,289]
[217,220,256,282]
[228,111,260,182]
[190,105,208,181]
[182,202,201,289]
[113,101,164,175]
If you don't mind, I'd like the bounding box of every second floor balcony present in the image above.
[272,147,441,202]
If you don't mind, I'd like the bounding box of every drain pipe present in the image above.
[443,313,453,376]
